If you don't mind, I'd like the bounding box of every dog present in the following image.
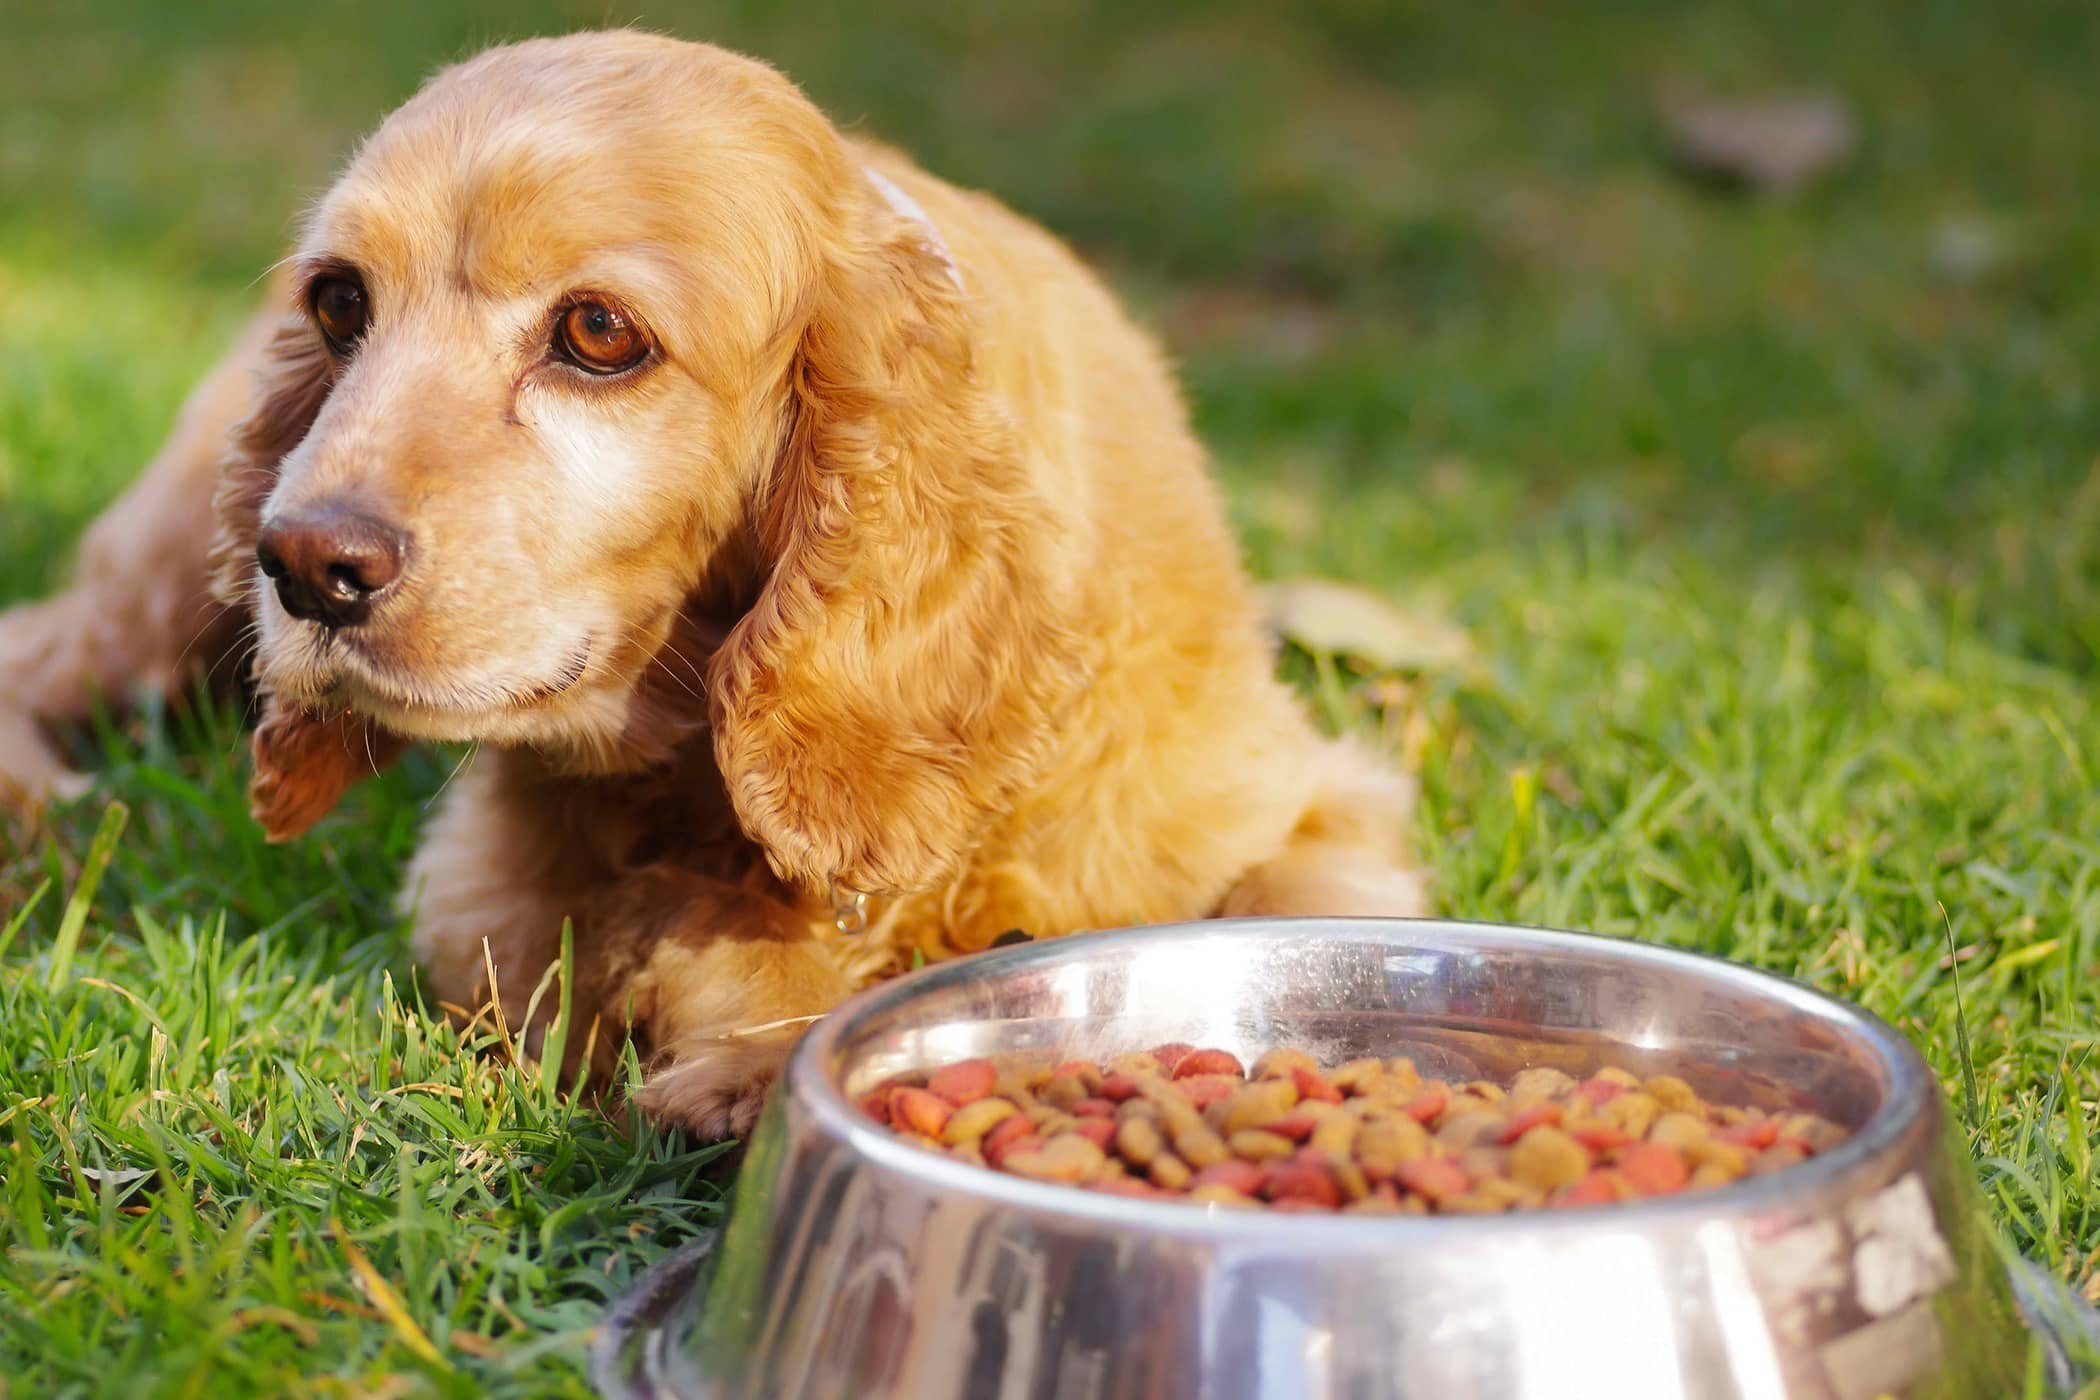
[0,31,1427,1136]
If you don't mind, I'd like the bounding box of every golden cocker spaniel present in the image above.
[0,32,1426,1135]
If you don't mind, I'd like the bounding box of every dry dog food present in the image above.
[858,1043,1849,1214]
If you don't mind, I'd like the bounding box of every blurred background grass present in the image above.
[3,1,2099,1391]
[6,0,2100,621]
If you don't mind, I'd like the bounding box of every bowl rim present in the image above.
[786,916,1936,1240]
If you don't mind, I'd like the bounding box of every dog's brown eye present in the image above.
[311,276,368,353]
[557,301,647,374]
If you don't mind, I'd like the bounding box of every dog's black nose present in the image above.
[255,505,407,629]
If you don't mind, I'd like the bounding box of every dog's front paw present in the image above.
[632,1035,793,1141]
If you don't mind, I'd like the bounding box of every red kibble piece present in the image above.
[1262,1161,1341,1209]
[858,1092,894,1125]
[1092,1177,1161,1199]
[1174,1049,1246,1080]
[1617,1143,1691,1196]
[927,1058,998,1107]
[891,1087,954,1138]
[1149,1043,1197,1075]
[1371,1180,1402,1205]
[1554,1170,1624,1209]
[982,1115,1037,1165]
[1571,1124,1636,1152]
[1190,1159,1265,1196]
[1393,1156,1469,1202]
[1574,1076,1627,1105]
[1403,1085,1449,1124]
[1268,1111,1320,1143]
[1719,1118,1781,1151]
[1068,1118,1117,1150]
[1097,1073,1141,1103]
[1071,1098,1117,1118]
[1176,1074,1241,1110]
[1497,1102,1563,1145]
[1291,1065,1343,1104]
[986,1131,1043,1168]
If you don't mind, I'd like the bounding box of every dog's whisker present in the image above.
[422,742,481,812]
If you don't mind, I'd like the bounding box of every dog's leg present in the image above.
[0,298,283,812]
[406,760,847,1139]
[1219,739,1431,918]
[623,915,851,1140]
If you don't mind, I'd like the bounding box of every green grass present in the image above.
[4,0,2099,1393]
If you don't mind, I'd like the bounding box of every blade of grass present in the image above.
[538,920,575,1098]
[0,877,52,961]
[332,1217,448,1371]
[47,801,128,989]
[1940,901,1981,1132]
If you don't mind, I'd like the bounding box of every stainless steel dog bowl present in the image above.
[596,917,2094,1399]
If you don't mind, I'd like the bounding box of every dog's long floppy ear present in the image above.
[709,171,1091,898]
[249,696,409,842]
[206,294,408,839]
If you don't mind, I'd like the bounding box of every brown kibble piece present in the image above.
[1330,1058,1390,1095]
[1174,1124,1232,1169]
[1509,1126,1590,1192]
[1006,1133,1107,1183]
[1509,1067,1578,1103]
[942,1097,1018,1146]
[1149,1153,1193,1190]
[1436,1112,1505,1151]
[1687,1138,1749,1175]
[1310,1112,1361,1160]
[1107,1052,1163,1077]
[1115,1115,1164,1167]
[1355,1115,1431,1180]
[1221,1079,1300,1136]
[1648,1111,1711,1151]
[1689,1162,1738,1190]
[1604,1091,1661,1139]
[1227,1129,1296,1161]
[1441,1192,1508,1215]
[1331,1157,1371,1203]
[1252,1047,1320,1080]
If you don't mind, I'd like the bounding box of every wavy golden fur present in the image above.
[0,32,1425,1135]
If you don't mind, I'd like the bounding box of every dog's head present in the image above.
[217,32,1084,894]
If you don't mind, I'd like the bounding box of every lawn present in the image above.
[3,1,2098,1394]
